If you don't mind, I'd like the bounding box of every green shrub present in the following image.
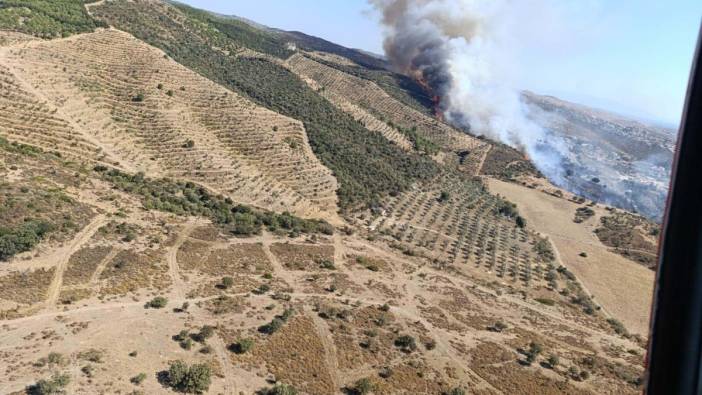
[229,338,254,354]
[259,309,294,334]
[0,219,54,261]
[394,335,417,352]
[535,297,555,306]
[192,325,215,343]
[524,342,543,365]
[533,237,555,262]
[254,283,271,294]
[47,352,64,365]
[181,338,193,350]
[261,384,298,395]
[174,330,189,342]
[77,349,104,363]
[495,199,519,218]
[146,296,168,308]
[94,167,333,236]
[607,318,630,337]
[27,373,70,395]
[319,259,335,270]
[174,3,292,59]
[221,276,234,289]
[489,321,508,332]
[259,317,284,334]
[0,0,101,38]
[351,378,374,395]
[131,372,147,385]
[166,360,211,394]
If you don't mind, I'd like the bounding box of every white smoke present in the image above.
[369,0,574,181]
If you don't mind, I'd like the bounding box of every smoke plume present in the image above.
[369,0,569,181]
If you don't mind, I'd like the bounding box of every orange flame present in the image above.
[411,70,444,121]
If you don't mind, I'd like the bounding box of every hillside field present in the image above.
[0,1,658,394]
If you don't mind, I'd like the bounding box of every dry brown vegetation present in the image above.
[270,242,335,271]
[62,246,111,286]
[595,210,659,269]
[0,267,54,305]
[0,4,655,394]
[0,29,337,219]
[98,249,170,296]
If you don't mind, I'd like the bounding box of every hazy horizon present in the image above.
[178,0,700,126]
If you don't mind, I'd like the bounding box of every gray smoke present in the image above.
[370,0,570,180]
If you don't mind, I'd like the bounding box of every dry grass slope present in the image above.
[0,29,338,219]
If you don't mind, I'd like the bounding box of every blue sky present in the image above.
[179,0,700,126]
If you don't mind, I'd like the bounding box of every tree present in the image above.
[167,360,211,393]
[439,191,450,202]
[132,92,145,102]
[168,360,188,386]
[183,363,211,393]
[547,355,560,369]
[516,215,526,228]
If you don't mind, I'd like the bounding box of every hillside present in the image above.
[524,91,676,220]
[0,1,654,394]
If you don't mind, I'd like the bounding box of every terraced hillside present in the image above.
[0,1,658,394]
[89,0,441,210]
[0,61,106,164]
[0,29,338,219]
[286,53,492,173]
[0,135,646,395]
[365,173,545,287]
